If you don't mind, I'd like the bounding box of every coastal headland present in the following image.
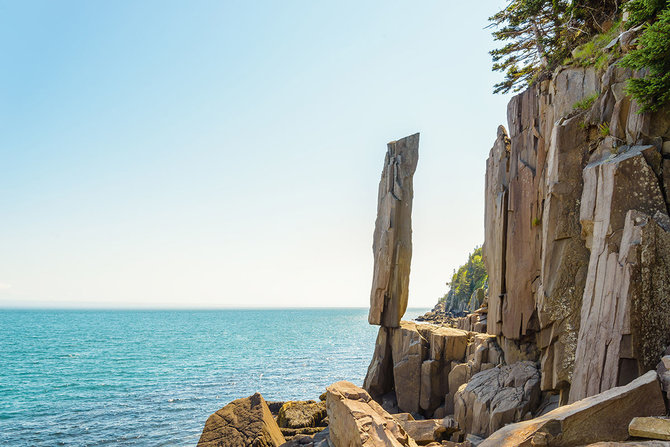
[196,14,670,447]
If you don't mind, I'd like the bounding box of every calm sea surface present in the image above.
[0,308,428,446]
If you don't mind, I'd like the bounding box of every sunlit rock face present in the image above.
[483,63,670,401]
[325,381,418,447]
[197,393,285,447]
[369,133,419,328]
[479,371,666,447]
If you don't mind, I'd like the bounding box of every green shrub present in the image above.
[625,0,668,27]
[439,247,488,310]
[599,122,610,136]
[620,7,670,113]
[573,92,599,111]
[566,20,622,69]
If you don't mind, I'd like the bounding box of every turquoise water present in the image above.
[0,308,427,446]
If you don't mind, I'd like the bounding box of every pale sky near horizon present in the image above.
[0,1,512,309]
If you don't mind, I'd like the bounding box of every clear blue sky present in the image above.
[0,1,512,308]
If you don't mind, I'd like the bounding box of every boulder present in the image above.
[442,442,475,447]
[586,443,670,447]
[479,370,666,447]
[325,381,418,447]
[197,392,286,447]
[657,354,670,402]
[444,335,503,414]
[280,428,325,440]
[267,401,286,416]
[454,361,540,438]
[466,434,485,446]
[392,413,415,423]
[279,428,331,447]
[276,401,327,429]
[396,417,459,444]
[369,133,419,327]
[629,417,670,441]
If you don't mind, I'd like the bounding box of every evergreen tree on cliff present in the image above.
[620,1,670,112]
[439,247,488,312]
[489,0,619,93]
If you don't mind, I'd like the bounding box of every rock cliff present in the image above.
[483,63,670,403]
[361,60,670,445]
[198,61,670,447]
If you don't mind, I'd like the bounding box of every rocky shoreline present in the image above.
[195,28,670,446]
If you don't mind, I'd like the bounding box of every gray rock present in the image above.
[454,361,540,438]
[369,133,419,327]
[479,371,666,447]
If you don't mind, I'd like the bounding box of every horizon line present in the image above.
[0,305,432,311]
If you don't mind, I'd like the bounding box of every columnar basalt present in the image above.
[363,321,470,416]
[369,133,420,328]
[483,63,670,402]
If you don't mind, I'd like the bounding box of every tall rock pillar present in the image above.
[368,133,419,327]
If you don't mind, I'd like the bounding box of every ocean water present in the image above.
[0,308,428,446]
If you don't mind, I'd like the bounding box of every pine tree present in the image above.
[620,5,670,112]
[489,0,619,93]
[489,0,569,93]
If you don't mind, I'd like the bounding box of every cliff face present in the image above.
[483,62,670,404]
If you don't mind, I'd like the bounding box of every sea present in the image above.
[0,308,429,446]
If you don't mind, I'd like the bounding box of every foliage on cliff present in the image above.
[489,0,619,93]
[620,2,670,112]
[625,0,668,27]
[489,0,670,113]
[439,246,488,311]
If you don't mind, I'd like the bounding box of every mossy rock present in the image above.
[276,400,327,429]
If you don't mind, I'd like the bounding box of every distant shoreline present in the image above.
[0,306,432,311]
